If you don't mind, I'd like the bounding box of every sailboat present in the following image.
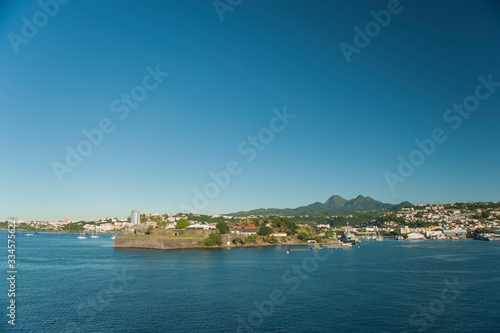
[77,232,87,240]
[375,233,383,241]
[90,223,100,238]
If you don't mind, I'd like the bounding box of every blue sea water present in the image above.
[1,231,500,332]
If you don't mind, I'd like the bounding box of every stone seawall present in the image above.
[113,236,314,251]
[151,229,213,237]
[113,237,205,250]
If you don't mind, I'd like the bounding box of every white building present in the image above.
[406,232,425,240]
[185,224,215,230]
[426,230,443,238]
[98,223,114,232]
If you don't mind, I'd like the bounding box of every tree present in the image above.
[258,226,273,236]
[203,233,222,246]
[157,220,166,228]
[176,219,190,229]
[271,218,298,235]
[298,232,309,241]
[245,235,257,243]
[62,223,84,232]
[475,228,492,234]
[216,221,230,234]
[268,236,278,244]
[145,226,153,235]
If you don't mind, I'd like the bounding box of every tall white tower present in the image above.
[131,210,140,225]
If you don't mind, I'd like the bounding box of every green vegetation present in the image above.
[298,232,309,241]
[475,228,493,234]
[61,223,84,232]
[202,233,223,246]
[271,218,298,235]
[176,219,190,229]
[268,236,278,244]
[473,211,491,220]
[245,235,258,244]
[258,226,273,236]
[216,221,230,234]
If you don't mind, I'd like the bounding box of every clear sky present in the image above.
[1,0,500,221]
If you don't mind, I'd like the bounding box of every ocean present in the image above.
[2,231,500,332]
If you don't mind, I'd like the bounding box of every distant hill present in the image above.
[229,195,413,217]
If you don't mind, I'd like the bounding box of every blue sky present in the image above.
[1,0,500,221]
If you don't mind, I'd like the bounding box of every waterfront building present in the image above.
[406,232,425,240]
[426,230,443,238]
[443,228,467,237]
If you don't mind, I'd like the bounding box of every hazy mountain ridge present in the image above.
[230,195,413,217]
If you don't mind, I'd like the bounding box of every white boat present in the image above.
[90,223,99,238]
[77,233,87,240]
[375,234,383,241]
[110,234,116,240]
[25,233,34,237]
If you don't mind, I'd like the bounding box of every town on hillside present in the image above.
[2,202,499,243]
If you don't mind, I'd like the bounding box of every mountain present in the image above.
[230,195,413,217]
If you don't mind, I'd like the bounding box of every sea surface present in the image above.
[1,231,500,332]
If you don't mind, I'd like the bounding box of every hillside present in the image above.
[230,195,412,217]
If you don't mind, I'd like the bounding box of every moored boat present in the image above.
[340,229,358,244]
